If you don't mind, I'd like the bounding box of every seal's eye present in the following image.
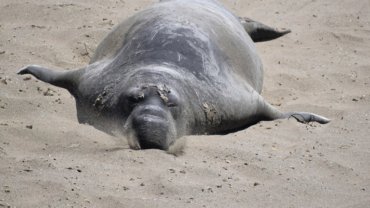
[128,92,145,103]
[167,92,179,107]
[167,102,177,107]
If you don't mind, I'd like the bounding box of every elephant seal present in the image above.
[18,0,329,150]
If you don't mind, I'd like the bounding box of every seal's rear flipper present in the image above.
[17,65,81,92]
[258,101,330,124]
[283,112,330,124]
[239,17,291,42]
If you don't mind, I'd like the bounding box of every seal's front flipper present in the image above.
[283,112,330,124]
[17,65,81,92]
[239,17,291,42]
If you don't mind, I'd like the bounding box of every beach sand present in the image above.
[0,0,369,207]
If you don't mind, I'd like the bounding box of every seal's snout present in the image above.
[122,84,180,150]
[130,105,175,150]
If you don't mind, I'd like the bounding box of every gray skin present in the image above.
[18,0,330,150]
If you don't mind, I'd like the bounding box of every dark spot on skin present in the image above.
[202,102,220,126]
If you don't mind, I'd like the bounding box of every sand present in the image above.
[0,0,369,207]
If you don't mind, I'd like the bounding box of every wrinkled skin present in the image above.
[18,0,329,151]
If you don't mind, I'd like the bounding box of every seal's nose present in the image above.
[131,105,171,150]
[133,118,171,150]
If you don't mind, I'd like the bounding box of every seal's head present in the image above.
[122,84,181,150]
